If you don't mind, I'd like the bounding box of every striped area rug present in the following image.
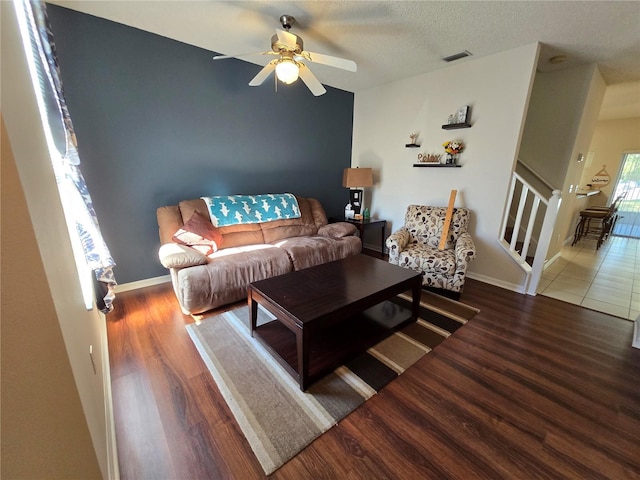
[186,291,478,475]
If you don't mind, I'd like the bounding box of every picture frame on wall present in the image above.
[456,105,470,124]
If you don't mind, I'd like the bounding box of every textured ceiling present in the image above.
[49,1,640,118]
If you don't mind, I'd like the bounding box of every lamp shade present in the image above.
[275,58,299,84]
[342,168,373,188]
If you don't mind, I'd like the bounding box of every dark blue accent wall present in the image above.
[47,5,354,284]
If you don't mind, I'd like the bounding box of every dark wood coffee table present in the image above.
[248,254,422,390]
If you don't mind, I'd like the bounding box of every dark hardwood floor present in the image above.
[108,277,640,479]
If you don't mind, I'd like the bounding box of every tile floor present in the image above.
[539,235,639,320]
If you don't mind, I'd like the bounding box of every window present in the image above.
[13,0,116,312]
[611,152,640,238]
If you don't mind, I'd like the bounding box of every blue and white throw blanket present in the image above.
[201,193,300,227]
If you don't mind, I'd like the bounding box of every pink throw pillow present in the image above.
[172,211,223,255]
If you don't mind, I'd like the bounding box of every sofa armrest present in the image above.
[386,227,411,264]
[159,243,208,269]
[318,222,357,239]
[454,232,476,272]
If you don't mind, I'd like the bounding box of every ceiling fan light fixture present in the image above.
[275,58,299,84]
[219,14,355,96]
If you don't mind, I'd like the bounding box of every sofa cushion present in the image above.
[261,196,319,243]
[272,235,362,271]
[178,199,211,225]
[306,198,329,229]
[157,205,184,245]
[318,222,357,239]
[397,244,456,275]
[404,206,470,250]
[178,199,265,249]
[172,210,223,255]
[176,244,292,314]
[216,225,265,249]
[159,243,208,269]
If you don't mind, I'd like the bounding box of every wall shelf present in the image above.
[405,143,420,148]
[442,123,471,130]
[413,164,461,168]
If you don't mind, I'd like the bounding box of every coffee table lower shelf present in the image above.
[252,300,413,389]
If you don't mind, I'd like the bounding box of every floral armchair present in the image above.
[386,205,476,297]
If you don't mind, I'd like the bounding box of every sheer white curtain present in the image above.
[18,0,117,312]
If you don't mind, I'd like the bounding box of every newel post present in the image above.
[526,189,562,295]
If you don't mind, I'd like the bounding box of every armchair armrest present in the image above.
[318,222,357,239]
[454,232,476,273]
[386,227,411,264]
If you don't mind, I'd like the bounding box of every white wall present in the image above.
[1,118,104,479]
[580,117,640,207]
[516,63,607,259]
[519,64,601,189]
[352,43,540,291]
[549,65,606,256]
[1,4,116,478]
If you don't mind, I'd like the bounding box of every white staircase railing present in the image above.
[499,171,562,295]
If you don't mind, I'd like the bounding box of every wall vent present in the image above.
[443,50,472,62]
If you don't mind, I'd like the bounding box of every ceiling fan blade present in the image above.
[213,52,273,60]
[298,64,326,96]
[248,62,276,86]
[275,28,299,49]
[303,51,357,72]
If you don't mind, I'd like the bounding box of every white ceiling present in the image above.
[49,1,640,119]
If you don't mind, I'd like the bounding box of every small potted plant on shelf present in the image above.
[442,140,464,164]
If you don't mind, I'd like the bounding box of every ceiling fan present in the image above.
[213,15,357,96]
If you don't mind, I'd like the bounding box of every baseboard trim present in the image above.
[466,272,526,294]
[363,241,383,253]
[118,271,527,297]
[543,251,562,270]
[114,275,170,293]
[98,311,120,480]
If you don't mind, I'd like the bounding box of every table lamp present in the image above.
[342,167,373,215]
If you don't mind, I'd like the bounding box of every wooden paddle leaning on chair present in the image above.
[439,190,458,251]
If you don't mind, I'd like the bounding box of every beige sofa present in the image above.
[157,195,361,314]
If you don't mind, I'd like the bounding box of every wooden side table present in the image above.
[338,218,387,253]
